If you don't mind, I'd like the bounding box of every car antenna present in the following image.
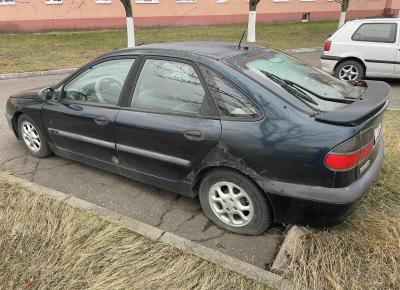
[137,6,198,46]
[237,29,246,50]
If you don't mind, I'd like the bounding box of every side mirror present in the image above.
[40,88,54,101]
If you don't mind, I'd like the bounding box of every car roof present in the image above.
[351,18,400,23]
[109,41,265,60]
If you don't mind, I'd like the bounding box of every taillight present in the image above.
[324,40,332,52]
[325,132,374,171]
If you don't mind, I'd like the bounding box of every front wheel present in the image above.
[199,169,272,235]
[18,114,52,158]
[334,60,364,81]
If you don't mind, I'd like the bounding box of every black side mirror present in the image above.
[40,88,54,101]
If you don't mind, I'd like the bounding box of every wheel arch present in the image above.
[11,111,23,138]
[334,57,367,77]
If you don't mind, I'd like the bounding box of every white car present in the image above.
[321,18,400,81]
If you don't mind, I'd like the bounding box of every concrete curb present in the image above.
[0,68,77,80]
[1,172,290,289]
[284,47,323,54]
[271,226,307,275]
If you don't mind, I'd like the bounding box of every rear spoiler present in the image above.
[315,80,391,125]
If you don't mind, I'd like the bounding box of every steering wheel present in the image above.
[94,76,123,103]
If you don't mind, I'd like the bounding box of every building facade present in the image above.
[0,0,399,33]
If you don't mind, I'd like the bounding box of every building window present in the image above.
[176,0,196,3]
[136,0,159,3]
[45,0,63,4]
[302,12,310,22]
[0,0,16,5]
[96,0,112,3]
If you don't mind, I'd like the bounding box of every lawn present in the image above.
[0,179,268,289]
[284,111,400,289]
[0,21,338,74]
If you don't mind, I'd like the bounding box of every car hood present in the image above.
[9,85,53,100]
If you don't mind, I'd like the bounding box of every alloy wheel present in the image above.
[21,121,41,153]
[208,181,254,227]
[339,64,359,81]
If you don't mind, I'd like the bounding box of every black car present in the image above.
[5,42,390,235]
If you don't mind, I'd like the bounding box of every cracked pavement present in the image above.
[0,73,283,269]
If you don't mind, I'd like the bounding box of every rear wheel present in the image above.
[18,114,52,158]
[334,60,364,81]
[199,169,272,235]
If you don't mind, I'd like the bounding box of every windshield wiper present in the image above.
[259,70,319,106]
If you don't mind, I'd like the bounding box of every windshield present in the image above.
[227,50,364,112]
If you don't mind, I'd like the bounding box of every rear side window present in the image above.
[352,23,397,43]
[200,66,259,119]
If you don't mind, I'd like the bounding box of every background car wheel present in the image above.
[18,114,52,158]
[334,60,364,81]
[199,169,272,235]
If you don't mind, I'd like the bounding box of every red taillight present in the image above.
[324,41,332,52]
[324,135,374,171]
[325,151,360,171]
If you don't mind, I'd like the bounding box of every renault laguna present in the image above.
[5,42,389,235]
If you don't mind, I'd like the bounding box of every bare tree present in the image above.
[120,0,135,47]
[336,0,350,28]
[247,0,261,43]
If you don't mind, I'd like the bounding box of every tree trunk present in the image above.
[338,11,346,28]
[247,11,257,43]
[247,0,260,43]
[120,0,135,47]
[338,0,350,28]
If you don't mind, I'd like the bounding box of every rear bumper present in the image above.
[320,55,341,74]
[259,138,384,226]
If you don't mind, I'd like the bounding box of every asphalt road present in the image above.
[1,51,398,271]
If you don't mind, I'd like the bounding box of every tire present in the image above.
[199,169,272,235]
[334,60,364,81]
[18,114,52,158]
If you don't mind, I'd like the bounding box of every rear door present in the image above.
[42,57,136,164]
[350,22,398,75]
[114,57,221,181]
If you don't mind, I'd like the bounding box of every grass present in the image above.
[284,111,400,290]
[0,180,268,289]
[0,21,338,74]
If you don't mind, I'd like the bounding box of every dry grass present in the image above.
[284,111,400,290]
[0,181,268,290]
[0,21,337,73]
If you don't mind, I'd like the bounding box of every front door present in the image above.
[115,58,221,182]
[42,58,136,164]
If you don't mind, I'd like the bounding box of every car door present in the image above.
[114,57,221,183]
[350,22,398,75]
[42,57,136,165]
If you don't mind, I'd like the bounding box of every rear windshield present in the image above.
[226,50,363,112]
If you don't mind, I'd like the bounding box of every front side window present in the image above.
[131,59,205,115]
[227,50,364,112]
[352,23,397,43]
[200,66,259,118]
[63,58,135,105]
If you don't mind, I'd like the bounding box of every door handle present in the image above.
[184,130,205,141]
[94,116,109,126]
